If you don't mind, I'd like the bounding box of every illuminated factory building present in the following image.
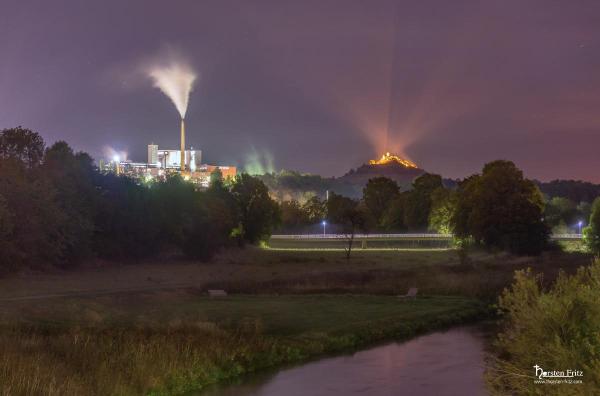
[147,144,202,171]
[109,144,236,188]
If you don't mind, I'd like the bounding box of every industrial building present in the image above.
[147,144,202,171]
[106,144,236,188]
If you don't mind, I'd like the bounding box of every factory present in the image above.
[147,144,202,171]
[104,62,237,187]
[107,143,236,188]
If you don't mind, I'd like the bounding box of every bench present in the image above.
[398,287,418,300]
[208,289,228,298]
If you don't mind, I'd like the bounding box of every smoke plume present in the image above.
[145,50,197,119]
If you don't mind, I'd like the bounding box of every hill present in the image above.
[536,179,600,203]
[337,152,426,195]
[258,153,427,200]
[259,153,600,203]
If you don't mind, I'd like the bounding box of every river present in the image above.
[201,326,489,396]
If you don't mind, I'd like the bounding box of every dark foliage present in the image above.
[0,128,280,272]
[403,173,444,230]
[380,193,408,231]
[326,192,371,259]
[583,198,600,255]
[537,179,600,203]
[452,160,549,255]
[362,177,400,227]
[0,127,45,168]
[231,173,281,244]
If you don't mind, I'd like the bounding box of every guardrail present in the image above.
[271,233,583,240]
[271,233,452,239]
[550,233,583,240]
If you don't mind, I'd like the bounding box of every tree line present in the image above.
[279,160,600,257]
[0,127,280,273]
[3,126,599,273]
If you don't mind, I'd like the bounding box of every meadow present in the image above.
[0,294,485,395]
[0,246,593,395]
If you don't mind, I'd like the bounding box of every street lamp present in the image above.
[322,220,327,236]
[578,220,583,235]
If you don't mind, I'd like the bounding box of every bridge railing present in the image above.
[550,233,583,240]
[271,233,583,240]
[271,233,453,239]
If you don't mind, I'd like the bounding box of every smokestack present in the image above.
[180,118,185,171]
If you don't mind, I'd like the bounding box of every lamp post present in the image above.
[322,220,327,236]
[578,220,583,235]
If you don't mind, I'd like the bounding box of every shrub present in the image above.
[489,259,600,394]
[583,197,600,255]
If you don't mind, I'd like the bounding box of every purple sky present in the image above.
[1,0,600,181]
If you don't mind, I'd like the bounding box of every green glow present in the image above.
[244,149,275,175]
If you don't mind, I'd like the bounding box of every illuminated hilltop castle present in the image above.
[368,152,418,168]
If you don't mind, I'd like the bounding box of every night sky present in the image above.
[2,0,600,181]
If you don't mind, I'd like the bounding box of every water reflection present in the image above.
[202,326,488,396]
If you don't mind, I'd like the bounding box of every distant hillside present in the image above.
[536,180,600,203]
[258,157,599,203]
[257,171,332,202]
[258,153,429,200]
[337,161,425,193]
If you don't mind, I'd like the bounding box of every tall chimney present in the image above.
[180,118,185,171]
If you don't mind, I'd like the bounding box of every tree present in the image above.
[280,200,309,231]
[42,141,97,266]
[180,191,236,260]
[362,177,399,227]
[0,194,15,273]
[0,127,45,168]
[583,197,600,255]
[380,193,408,231]
[451,160,549,255]
[302,195,326,223]
[404,173,443,230]
[93,173,164,259]
[537,179,600,204]
[202,178,239,250]
[0,158,68,270]
[544,197,578,232]
[209,168,223,185]
[577,201,592,226]
[327,192,370,259]
[428,188,456,234]
[231,174,281,244]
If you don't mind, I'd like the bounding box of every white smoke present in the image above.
[145,50,197,119]
[103,145,127,162]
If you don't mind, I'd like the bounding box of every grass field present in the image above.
[0,246,593,395]
[0,247,591,301]
[0,294,485,395]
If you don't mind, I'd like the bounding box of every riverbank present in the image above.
[0,247,592,394]
[0,294,488,395]
[201,325,490,396]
